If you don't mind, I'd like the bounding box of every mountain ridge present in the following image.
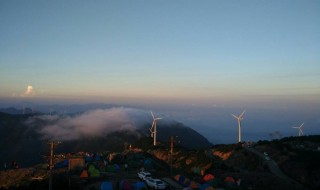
[0,111,212,167]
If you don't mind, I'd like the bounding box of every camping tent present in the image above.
[90,169,100,177]
[133,182,147,190]
[94,154,101,161]
[119,180,132,190]
[200,184,210,190]
[203,173,215,182]
[183,178,191,186]
[85,156,93,163]
[189,181,200,189]
[208,178,222,187]
[101,181,113,190]
[106,164,120,173]
[54,159,69,168]
[174,174,181,181]
[88,164,100,177]
[88,164,96,172]
[224,176,235,188]
[224,176,235,183]
[200,183,216,190]
[178,175,186,185]
[192,167,201,175]
[143,159,153,170]
[80,170,89,178]
[113,164,120,171]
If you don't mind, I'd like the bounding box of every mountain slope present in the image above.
[0,112,211,167]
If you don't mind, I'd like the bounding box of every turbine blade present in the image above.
[239,110,246,118]
[151,111,155,119]
[155,117,162,120]
[300,122,304,128]
[232,114,239,119]
[300,129,303,135]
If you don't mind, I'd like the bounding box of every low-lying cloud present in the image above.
[28,107,149,141]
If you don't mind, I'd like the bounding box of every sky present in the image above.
[0,0,320,143]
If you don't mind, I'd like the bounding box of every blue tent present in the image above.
[101,181,113,190]
[143,159,153,170]
[200,184,210,190]
[54,159,68,168]
[178,175,185,185]
[113,164,120,171]
[133,182,146,190]
[85,156,93,162]
[94,154,101,161]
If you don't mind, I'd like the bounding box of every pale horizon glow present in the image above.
[1,0,319,104]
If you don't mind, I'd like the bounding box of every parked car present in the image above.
[265,156,270,161]
[145,178,166,189]
[137,171,152,181]
[264,152,268,156]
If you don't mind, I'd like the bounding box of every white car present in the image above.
[146,178,166,189]
[264,152,268,156]
[137,171,152,181]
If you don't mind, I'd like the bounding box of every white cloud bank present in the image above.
[28,107,149,141]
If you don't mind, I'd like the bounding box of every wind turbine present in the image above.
[150,111,162,146]
[292,122,304,137]
[232,110,246,143]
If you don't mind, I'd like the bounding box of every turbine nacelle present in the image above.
[232,110,245,121]
[292,122,304,136]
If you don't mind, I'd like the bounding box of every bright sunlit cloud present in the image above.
[21,85,36,97]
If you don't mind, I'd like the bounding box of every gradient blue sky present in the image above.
[1,0,320,143]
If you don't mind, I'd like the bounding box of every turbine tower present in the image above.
[150,111,162,146]
[293,122,304,137]
[232,110,246,143]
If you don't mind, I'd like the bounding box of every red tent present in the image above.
[224,176,235,182]
[203,173,215,182]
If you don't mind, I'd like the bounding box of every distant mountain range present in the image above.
[0,111,212,167]
[0,103,119,115]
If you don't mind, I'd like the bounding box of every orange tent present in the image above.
[203,173,215,182]
[80,170,89,178]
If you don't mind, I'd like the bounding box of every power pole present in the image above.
[170,136,173,176]
[48,141,61,190]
